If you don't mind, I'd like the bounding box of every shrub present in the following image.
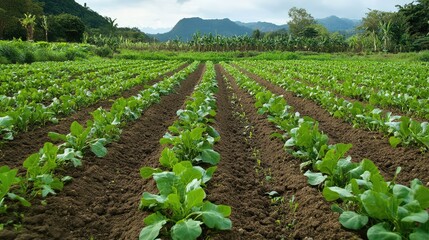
[418,50,429,62]
[0,44,24,63]
[94,45,113,58]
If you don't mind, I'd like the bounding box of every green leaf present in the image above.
[153,172,177,196]
[159,148,179,169]
[90,139,107,157]
[304,170,327,186]
[361,190,393,220]
[401,210,428,223]
[317,144,352,175]
[206,126,220,140]
[185,188,205,213]
[139,213,167,240]
[140,167,162,179]
[410,222,429,240]
[171,219,202,240]
[410,231,429,240]
[0,116,13,127]
[48,132,67,142]
[414,184,429,209]
[323,186,353,201]
[202,166,217,184]
[70,121,84,136]
[140,192,166,207]
[190,127,204,140]
[331,204,344,214]
[339,211,368,230]
[367,222,401,240]
[7,193,31,207]
[200,202,232,230]
[200,149,220,165]
[389,136,401,148]
[165,193,182,217]
[393,184,413,203]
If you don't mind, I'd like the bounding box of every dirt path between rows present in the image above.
[0,64,203,240]
[206,65,360,239]
[236,65,429,185]
[0,63,188,170]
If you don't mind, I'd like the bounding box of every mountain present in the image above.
[154,15,360,41]
[35,0,108,28]
[238,16,358,33]
[235,21,288,32]
[316,15,360,33]
[152,17,253,42]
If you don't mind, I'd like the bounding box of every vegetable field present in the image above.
[1,58,429,239]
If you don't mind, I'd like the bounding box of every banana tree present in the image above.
[20,13,36,41]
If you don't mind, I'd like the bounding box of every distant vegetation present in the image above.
[0,40,97,64]
[0,0,428,55]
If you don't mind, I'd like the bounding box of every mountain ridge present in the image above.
[152,17,253,42]
[152,16,361,41]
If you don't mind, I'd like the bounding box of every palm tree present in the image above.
[20,13,36,41]
[105,17,118,36]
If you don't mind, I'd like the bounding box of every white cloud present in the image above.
[75,0,413,33]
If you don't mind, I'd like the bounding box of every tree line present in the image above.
[1,0,428,53]
[0,0,151,44]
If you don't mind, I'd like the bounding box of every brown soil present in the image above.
[236,66,429,185]
[206,65,360,240]
[0,63,188,170]
[0,64,203,240]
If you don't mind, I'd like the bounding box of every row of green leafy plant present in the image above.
[222,62,429,240]
[0,62,199,230]
[237,60,429,151]
[257,60,429,119]
[1,59,145,94]
[0,60,184,140]
[138,62,232,240]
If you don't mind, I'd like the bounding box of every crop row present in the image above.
[236,61,429,150]
[139,62,231,240]
[256,60,429,119]
[222,62,429,240]
[0,60,184,140]
[0,59,143,94]
[0,62,199,229]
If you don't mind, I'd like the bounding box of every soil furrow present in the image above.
[0,64,204,240]
[236,66,429,185]
[0,63,188,170]
[207,65,359,239]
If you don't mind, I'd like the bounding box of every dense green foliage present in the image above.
[35,0,108,28]
[0,40,94,63]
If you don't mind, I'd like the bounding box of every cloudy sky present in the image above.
[74,0,412,33]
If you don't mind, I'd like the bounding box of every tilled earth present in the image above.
[1,62,426,239]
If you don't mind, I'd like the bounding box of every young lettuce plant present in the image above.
[0,166,31,214]
[160,126,220,165]
[23,143,65,197]
[139,161,231,240]
[323,163,429,240]
[48,121,107,167]
[140,149,217,183]
[0,116,14,140]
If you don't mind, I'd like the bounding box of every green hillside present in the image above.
[35,0,108,28]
